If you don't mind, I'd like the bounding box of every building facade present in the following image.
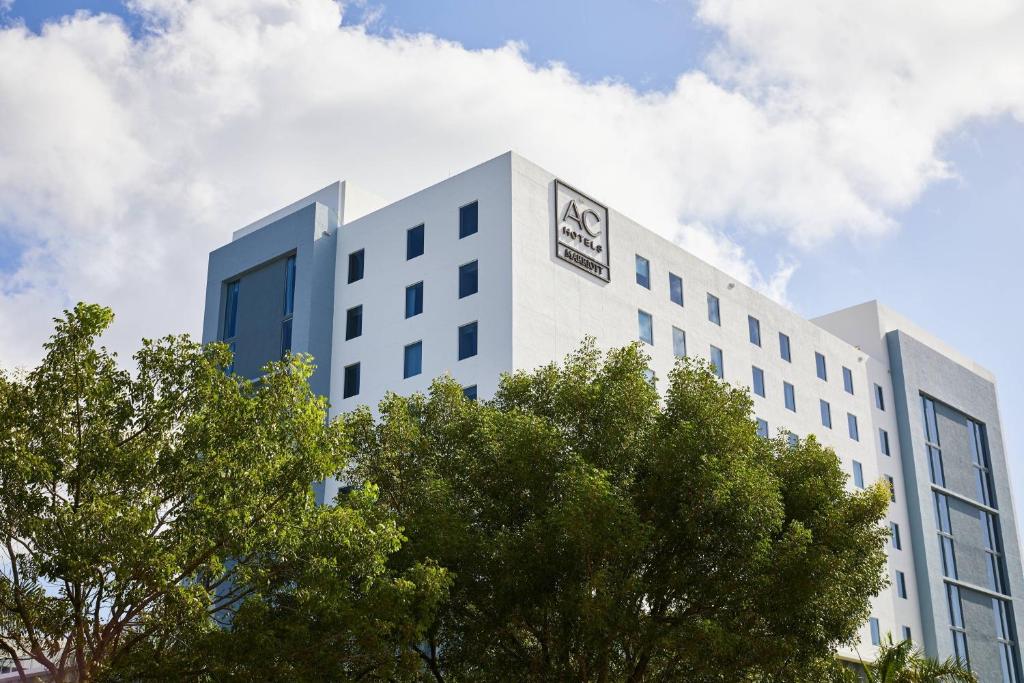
[202,152,1024,680]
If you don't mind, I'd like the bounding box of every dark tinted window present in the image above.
[458,322,478,360]
[459,261,478,298]
[459,201,478,238]
[404,341,422,379]
[345,305,362,340]
[407,224,425,260]
[347,249,364,283]
[669,273,684,306]
[406,282,423,318]
[343,363,360,398]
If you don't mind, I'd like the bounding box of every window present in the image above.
[843,366,854,394]
[784,382,796,412]
[672,327,687,358]
[407,224,425,260]
[869,618,881,646]
[707,293,721,325]
[756,418,769,438]
[752,366,765,397]
[980,511,1006,594]
[994,599,1016,683]
[669,273,684,306]
[459,201,478,238]
[787,432,799,448]
[748,315,762,346]
[458,322,478,360]
[815,352,827,381]
[282,251,295,357]
[948,585,969,665]
[404,341,422,379]
[280,319,292,358]
[459,260,478,298]
[923,397,946,487]
[635,254,650,289]
[463,385,477,401]
[885,475,896,502]
[638,310,654,345]
[710,346,724,379]
[345,305,362,340]
[853,461,864,489]
[283,255,296,316]
[969,419,995,507]
[779,332,791,362]
[875,383,885,410]
[880,429,891,456]
[820,400,832,428]
[901,626,912,643]
[223,280,240,341]
[644,368,656,386]
[848,413,860,441]
[343,363,360,398]
[405,282,424,318]
[348,249,365,283]
[891,522,902,550]
[895,570,907,599]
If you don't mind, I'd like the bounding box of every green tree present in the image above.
[346,340,891,682]
[858,636,976,683]
[0,303,444,682]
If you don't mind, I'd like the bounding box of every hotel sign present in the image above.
[554,180,610,282]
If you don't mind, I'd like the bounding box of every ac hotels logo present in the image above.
[554,180,610,282]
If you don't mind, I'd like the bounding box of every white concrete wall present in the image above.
[508,152,920,658]
[327,153,515,419]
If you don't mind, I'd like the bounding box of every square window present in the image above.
[843,366,854,394]
[669,273,684,306]
[459,261,478,298]
[784,382,796,412]
[869,617,881,646]
[672,327,687,358]
[820,400,832,428]
[875,383,885,411]
[638,310,654,345]
[880,429,891,456]
[707,293,721,325]
[458,322,478,360]
[848,413,860,441]
[748,316,762,347]
[345,305,362,340]
[815,352,827,381]
[853,460,864,489]
[459,201,478,238]
[635,255,651,289]
[756,418,769,438]
[348,249,365,283]
[779,332,791,362]
[405,282,424,318]
[404,341,422,379]
[787,432,799,447]
[752,366,765,397]
[343,363,360,398]
[710,346,724,379]
[896,570,907,598]
[407,224,425,260]
[463,385,477,401]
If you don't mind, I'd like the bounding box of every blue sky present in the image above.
[3,0,1024,520]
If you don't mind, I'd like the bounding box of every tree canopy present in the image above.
[345,340,892,682]
[0,303,444,682]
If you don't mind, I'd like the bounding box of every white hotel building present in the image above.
[203,152,1024,681]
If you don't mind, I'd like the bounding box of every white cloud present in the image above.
[0,0,1022,367]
